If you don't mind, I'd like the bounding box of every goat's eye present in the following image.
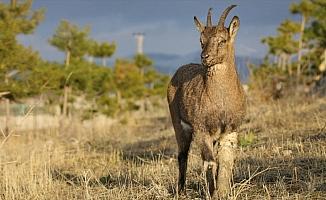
[218,39,226,47]
[200,39,205,48]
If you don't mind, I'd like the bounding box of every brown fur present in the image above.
[167,5,246,198]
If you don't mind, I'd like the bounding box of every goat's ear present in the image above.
[194,16,204,32]
[228,16,240,42]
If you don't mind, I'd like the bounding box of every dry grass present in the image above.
[0,96,325,199]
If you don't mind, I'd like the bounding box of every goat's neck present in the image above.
[204,52,240,91]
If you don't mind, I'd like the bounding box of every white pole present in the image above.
[133,33,145,54]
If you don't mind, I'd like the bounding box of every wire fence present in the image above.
[0,103,54,116]
[0,102,60,132]
[0,102,116,133]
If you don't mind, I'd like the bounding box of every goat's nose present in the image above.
[201,54,209,59]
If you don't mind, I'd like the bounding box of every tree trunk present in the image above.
[4,76,10,136]
[88,56,94,63]
[5,98,10,136]
[116,90,121,106]
[64,46,70,116]
[68,86,72,119]
[280,53,286,71]
[277,55,282,68]
[297,14,306,78]
[33,98,37,132]
[140,67,144,77]
[284,54,289,72]
[65,50,71,67]
[273,55,278,64]
[102,57,106,66]
[63,85,69,116]
[11,0,16,8]
[116,90,121,116]
[288,55,293,76]
[319,49,326,72]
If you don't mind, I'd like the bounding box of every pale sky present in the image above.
[16,0,299,61]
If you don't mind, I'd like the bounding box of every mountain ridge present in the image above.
[147,51,262,83]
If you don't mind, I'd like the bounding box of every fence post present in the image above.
[5,98,10,136]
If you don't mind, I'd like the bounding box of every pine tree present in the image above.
[290,0,315,76]
[0,0,44,134]
[0,0,44,96]
[134,53,153,77]
[90,41,116,66]
[49,20,91,67]
[252,0,326,97]
[113,59,144,99]
[262,19,299,74]
[49,20,94,116]
[305,0,326,74]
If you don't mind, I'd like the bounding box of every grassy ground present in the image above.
[0,96,325,199]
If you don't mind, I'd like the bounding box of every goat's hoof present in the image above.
[177,186,187,196]
[203,161,217,197]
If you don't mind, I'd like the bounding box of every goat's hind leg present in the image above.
[199,134,217,197]
[169,106,192,193]
[175,122,192,193]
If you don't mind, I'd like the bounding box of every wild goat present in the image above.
[167,5,246,198]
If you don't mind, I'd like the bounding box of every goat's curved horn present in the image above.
[217,5,237,28]
[206,8,212,27]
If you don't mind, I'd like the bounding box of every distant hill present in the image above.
[147,52,262,83]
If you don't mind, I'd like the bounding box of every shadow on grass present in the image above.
[85,134,176,166]
[122,136,177,165]
[234,156,326,193]
[51,168,152,189]
[306,131,326,141]
[52,130,326,197]
[51,136,177,189]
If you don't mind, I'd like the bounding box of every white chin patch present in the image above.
[181,120,192,132]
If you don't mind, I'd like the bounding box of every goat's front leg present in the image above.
[217,132,238,198]
[198,133,217,198]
